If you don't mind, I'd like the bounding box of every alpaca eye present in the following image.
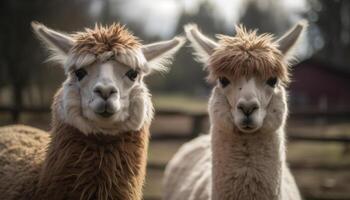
[74,68,87,81]
[219,77,230,88]
[125,69,139,81]
[266,77,278,87]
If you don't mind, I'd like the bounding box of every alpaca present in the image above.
[163,21,307,200]
[0,22,185,200]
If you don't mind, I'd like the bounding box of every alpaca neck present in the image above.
[37,112,149,200]
[211,125,284,200]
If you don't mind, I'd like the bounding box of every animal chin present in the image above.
[237,124,259,133]
[97,109,129,121]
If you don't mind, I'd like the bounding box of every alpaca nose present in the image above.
[237,100,259,117]
[93,84,118,100]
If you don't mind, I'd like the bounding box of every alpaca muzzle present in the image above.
[93,98,121,118]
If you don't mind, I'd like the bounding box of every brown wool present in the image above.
[72,23,141,55]
[34,89,149,200]
[0,89,149,200]
[208,25,290,85]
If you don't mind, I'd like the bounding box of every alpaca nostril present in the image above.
[237,102,259,116]
[93,87,104,98]
[250,105,259,113]
[110,87,117,95]
[93,85,118,100]
[237,104,246,114]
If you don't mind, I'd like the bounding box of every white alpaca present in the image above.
[163,21,307,200]
[0,22,185,200]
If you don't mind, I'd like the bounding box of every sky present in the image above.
[103,0,309,38]
[88,0,313,59]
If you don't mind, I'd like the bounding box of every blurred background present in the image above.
[0,0,350,199]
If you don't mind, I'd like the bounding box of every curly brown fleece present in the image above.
[208,25,289,85]
[72,23,141,55]
[0,89,149,200]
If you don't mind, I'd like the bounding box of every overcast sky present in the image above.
[100,0,309,38]
[88,0,312,59]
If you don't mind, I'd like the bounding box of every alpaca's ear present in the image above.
[276,20,308,60]
[31,21,74,64]
[184,24,218,64]
[142,36,186,73]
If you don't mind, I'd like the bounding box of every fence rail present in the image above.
[1,105,350,144]
[1,105,350,200]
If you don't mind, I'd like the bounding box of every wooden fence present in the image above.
[149,109,350,200]
[1,106,350,199]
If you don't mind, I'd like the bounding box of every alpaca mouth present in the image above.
[241,118,255,130]
[243,125,254,130]
[98,111,114,118]
[93,101,118,118]
[238,123,258,133]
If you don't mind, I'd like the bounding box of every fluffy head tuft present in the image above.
[72,23,141,55]
[65,23,147,73]
[208,25,290,85]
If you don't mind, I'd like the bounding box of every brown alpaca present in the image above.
[0,22,185,200]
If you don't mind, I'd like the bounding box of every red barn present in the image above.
[289,58,350,111]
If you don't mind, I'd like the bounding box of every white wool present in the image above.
[163,21,306,200]
[163,135,212,200]
[57,78,154,135]
[163,86,301,200]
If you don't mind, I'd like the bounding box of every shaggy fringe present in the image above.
[72,23,141,55]
[33,22,183,74]
[68,23,149,73]
[208,25,290,85]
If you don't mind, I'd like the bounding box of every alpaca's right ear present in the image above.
[31,21,74,63]
[142,36,186,74]
[276,20,308,62]
[184,24,218,64]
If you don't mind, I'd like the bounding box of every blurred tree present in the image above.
[0,0,93,121]
[2,0,348,117]
[240,0,290,35]
[156,3,217,95]
[149,2,227,95]
[308,0,350,69]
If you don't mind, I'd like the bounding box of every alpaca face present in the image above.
[217,76,277,133]
[185,21,307,133]
[32,22,185,134]
[74,60,144,127]
[60,55,152,134]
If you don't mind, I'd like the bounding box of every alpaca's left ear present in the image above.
[142,37,186,73]
[184,24,218,65]
[31,21,74,64]
[276,20,308,60]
